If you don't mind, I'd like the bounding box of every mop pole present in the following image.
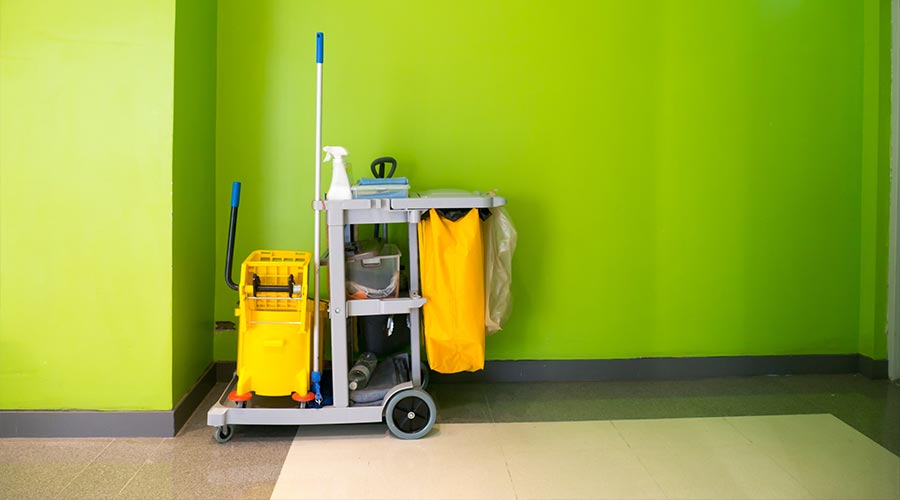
[311,32,324,404]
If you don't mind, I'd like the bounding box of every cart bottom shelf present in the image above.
[207,379,437,441]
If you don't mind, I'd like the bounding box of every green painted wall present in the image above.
[0,0,176,409]
[858,0,894,360]
[172,0,217,405]
[215,0,892,362]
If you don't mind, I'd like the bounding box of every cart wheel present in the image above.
[235,401,246,409]
[385,388,436,440]
[214,425,234,444]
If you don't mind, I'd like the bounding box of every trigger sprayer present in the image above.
[324,146,352,200]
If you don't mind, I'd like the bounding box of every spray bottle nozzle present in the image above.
[323,146,349,163]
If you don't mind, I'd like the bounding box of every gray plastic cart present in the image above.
[208,193,506,441]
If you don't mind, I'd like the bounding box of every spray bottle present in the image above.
[324,146,352,200]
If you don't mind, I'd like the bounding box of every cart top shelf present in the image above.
[323,192,506,212]
[391,192,506,210]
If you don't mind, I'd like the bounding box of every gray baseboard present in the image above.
[220,353,886,384]
[858,354,890,379]
[0,363,216,438]
[216,361,237,382]
[173,362,218,432]
[430,354,880,383]
[2,354,887,438]
[0,410,173,438]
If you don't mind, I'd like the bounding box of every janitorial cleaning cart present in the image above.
[207,33,510,441]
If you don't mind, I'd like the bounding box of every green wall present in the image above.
[172,0,217,406]
[0,0,218,411]
[216,0,892,361]
[0,0,890,413]
[858,0,894,360]
[0,0,176,409]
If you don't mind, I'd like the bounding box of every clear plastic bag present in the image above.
[484,206,516,334]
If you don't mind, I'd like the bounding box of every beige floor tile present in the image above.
[761,439,900,500]
[363,454,515,500]
[290,423,394,459]
[612,416,751,449]
[493,420,629,456]
[635,445,814,500]
[272,423,515,500]
[271,456,369,500]
[291,422,501,460]
[725,414,872,448]
[361,427,514,500]
[505,447,667,500]
[400,422,505,455]
[268,417,900,500]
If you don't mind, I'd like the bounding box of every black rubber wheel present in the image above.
[214,425,234,443]
[385,388,436,440]
[235,401,246,409]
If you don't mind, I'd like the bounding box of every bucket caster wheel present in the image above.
[228,391,251,409]
[292,391,315,409]
[214,425,234,444]
[385,388,436,440]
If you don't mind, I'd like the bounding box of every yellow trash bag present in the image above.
[418,209,485,373]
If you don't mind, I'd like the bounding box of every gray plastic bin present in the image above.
[346,243,400,299]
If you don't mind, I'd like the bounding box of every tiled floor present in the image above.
[1,374,898,499]
[270,416,900,500]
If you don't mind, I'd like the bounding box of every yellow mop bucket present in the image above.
[233,250,313,398]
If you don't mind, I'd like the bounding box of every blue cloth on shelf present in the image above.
[357,177,409,186]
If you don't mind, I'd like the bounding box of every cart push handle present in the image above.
[225,182,242,291]
[224,181,303,297]
[231,181,241,207]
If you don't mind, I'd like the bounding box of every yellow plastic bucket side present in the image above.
[234,250,313,397]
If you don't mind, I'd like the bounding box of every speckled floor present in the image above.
[1,374,898,500]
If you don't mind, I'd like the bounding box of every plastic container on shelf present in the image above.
[352,182,410,199]
[346,243,401,299]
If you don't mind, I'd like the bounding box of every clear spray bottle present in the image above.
[324,146,352,200]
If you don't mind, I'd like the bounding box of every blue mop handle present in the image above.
[230,181,241,207]
[313,30,324,405]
